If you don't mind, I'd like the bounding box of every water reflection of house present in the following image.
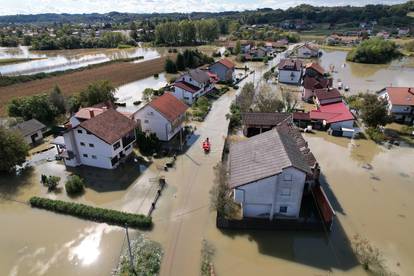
[277,58,303,85]
[377,87,414,124]
[59,107,137,169]
[133,93,188,141]
[227,120,334,229]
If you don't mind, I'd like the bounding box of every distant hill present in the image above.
[0,2,413,26]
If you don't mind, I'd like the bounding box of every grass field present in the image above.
[0,56,167,115]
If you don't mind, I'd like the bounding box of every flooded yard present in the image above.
[1,45,414,276]
[319,49,414,94]
[0,46,164,76]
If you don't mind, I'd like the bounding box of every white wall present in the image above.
[173,86,200,105]
[279,70,302,84]
[297,46,318,58]
[234,166,306,220]
[23,130,43,145]
[134,105,183,141]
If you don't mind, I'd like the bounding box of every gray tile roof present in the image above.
[229,127,312,188]
[242,112,291,126]
[12,119,46,137]
[188,68,210,84]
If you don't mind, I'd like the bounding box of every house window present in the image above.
[87,131,92,135]
[83,154,88,158]
[124,145,131,151]
[147,111,154,115]
[281,188,291,196]
[284,174,292,181]
[144,120,149,123]
[89,143,94,147]
[80,142,85,146]
[279,206,288,213]
[92,155,97,159]
[113,141,121,150]
[77,129,83,134]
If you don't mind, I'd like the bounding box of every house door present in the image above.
[30,133,38,144]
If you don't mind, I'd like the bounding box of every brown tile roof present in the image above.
[305,62,325,75]
[303,76,330,90]
[242,112,291,126]
[149,93,188,122]
[278,59,302,71]
[314,88,342,102]
[174,81,200,94]
[217,58,235,69]
[75,107,107,120]
[80,109,137,144]
[229,126,312,188]
[386,87,414,106]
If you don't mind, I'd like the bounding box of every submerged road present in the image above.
[149,50,290,275]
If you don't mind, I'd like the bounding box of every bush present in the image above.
[346,38,400,64]
[65,175,85,196]
[366,127,386,143]
[136,131,161,156]
[165,58,177,73]
[41,175,61,192]
[29,196,152,229]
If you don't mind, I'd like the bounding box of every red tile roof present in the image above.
[386,87,414,106]
[218,58,235,69]
[305,62,325,75]
[310,102,354,124]
[75,107,107,120]
[80,109,137,144]
[149,93,188,122]
[174,81,200,94]
[278,59,302,71]
[314,88,342,102]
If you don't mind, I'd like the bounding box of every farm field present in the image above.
[0,56,167,115]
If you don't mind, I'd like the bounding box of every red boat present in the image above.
[202,138,211,153]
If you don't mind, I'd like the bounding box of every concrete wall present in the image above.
[134,105,183,141]
[234,166,306,220]
[279,69,302,84]
[23,130,43,145]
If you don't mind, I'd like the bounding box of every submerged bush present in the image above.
[29,197,152,229]
[346,38,400,64]
[65,175,85,196]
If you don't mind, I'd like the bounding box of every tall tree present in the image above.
[49,85,66,114]
[78,80,116,107]
[0,127,29,173]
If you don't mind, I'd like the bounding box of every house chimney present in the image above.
[89,110,94,118]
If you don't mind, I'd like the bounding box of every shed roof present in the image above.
[241,112,291,126]
[12,119,46,137]
[314,88,342,102]
[217,58,235,69]
[174,81,200,94]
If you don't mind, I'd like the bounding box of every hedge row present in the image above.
[29,197,152,229]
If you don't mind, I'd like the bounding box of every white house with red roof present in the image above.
[277,59,303,85]
[296,43,319,58]
[378,87,414,124]
[310,101,355,133]
[61,108,137,169]
[209,58,235,82]
[134,93,189,141]
[173,68,215,105]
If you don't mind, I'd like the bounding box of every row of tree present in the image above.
[155,19,220,46]
[7,80,117,124]
[165,49,214,73]
[346,38,400,64]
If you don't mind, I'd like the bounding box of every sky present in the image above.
[0,0,408,16]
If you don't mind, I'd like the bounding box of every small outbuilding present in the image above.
[12,118,46,145]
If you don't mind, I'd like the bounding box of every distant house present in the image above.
[12,118,46,145]
[229,122,319,220]
[277,59,303,85]
[376,31,390,39]
[134,93,188,141]
[173,68,215,105]
[60,108,137,169]
[296,43,319,58]
[209,58,235,82]
[397,28,410,37]
[302,63,332,102]
[241,112,291,137]
[377,87,414,124]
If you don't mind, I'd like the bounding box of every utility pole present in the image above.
[125,224,134,273]
[179,127,183,152]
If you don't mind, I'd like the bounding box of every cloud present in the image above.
[0,0,407,15]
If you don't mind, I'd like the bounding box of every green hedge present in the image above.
[29,197,152,229]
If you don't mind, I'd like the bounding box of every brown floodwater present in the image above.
[319,50,414,94]
[1,46,414,276]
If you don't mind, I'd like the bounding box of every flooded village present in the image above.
[1,2,414,276]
